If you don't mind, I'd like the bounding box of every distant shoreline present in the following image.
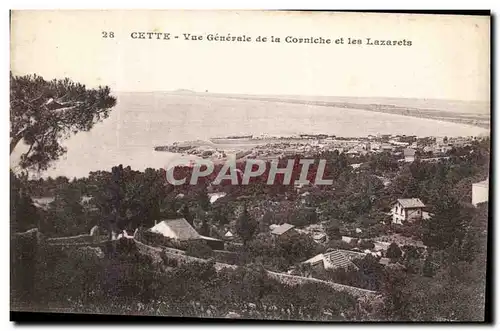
[153,91,489,130]
[203,94,490,130]
[33,93,488,179]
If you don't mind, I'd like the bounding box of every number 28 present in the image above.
[102,31,115,38]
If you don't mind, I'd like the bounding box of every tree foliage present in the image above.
[326,220,342,240]
[10,73,116,170]
[185,240,213,259]
[10,171,39,233]
[242,232,320,272]
[386,243,403,260]
[235,206,257,245]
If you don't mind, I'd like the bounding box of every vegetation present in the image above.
[10,92,489,321]
[235,206,257,245]
[12,239,359,320]
[386,243,402,260]
[185,240,213,259]
[10,73,116,171]
[325,220,342,240]
[315,255,386,292]
[10,171,39,233]
[239,232,321,272]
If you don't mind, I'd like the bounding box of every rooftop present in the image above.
[473,179,489,188]
[379,258,391,266]
[323,250,357,270]
[150,218,201,241]
[336,249,367,261]
[403,148,416,156]
[271,223,295,236]
[397,198,426,209]
[199,235,223,242]
[303,249,365,271]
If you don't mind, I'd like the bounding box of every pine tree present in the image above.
[197,185,210,211]
[422,258,435,277]
[235,206,257,245]
[199,217,211,237]
[213,206,229,226]
[10,73,116,171]
[386,242,403,260]
[326,219,342,240]
[179,204,194,227]
[421,195,470,251]
[259,211,273,233]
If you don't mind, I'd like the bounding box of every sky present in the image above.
[10,10,490,101]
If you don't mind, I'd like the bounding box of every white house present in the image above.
[381,143,393,152]
[370,143,381,151]
[312,232,327,244]
[436,137,446,145]
[403,148,416,162]
[391,198,426,224]
[472,179,489,206]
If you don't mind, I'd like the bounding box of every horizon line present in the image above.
[111,90,490,103]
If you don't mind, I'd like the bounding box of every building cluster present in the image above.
[267,183,488,276]
[222,134,480,162]
[156,134,483,167]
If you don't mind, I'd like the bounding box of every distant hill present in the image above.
[172,89,197,94]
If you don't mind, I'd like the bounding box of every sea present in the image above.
[11,93,489,179]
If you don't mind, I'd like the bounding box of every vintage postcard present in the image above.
[10,10,490,322]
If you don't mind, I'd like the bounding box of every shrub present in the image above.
[392,224,403,234]
[386,242,403,260]
[185,240,213,259]
[289,207,318,227]
[349,238,360,246]
[160,251,179,267]
[365,223,389,238]
[142,231,175,248]
[326,220,342,240]
[358,240,375,250]
[327,239,354,251]
[400,225,421,239]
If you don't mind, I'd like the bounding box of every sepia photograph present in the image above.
[9,10,491,322]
